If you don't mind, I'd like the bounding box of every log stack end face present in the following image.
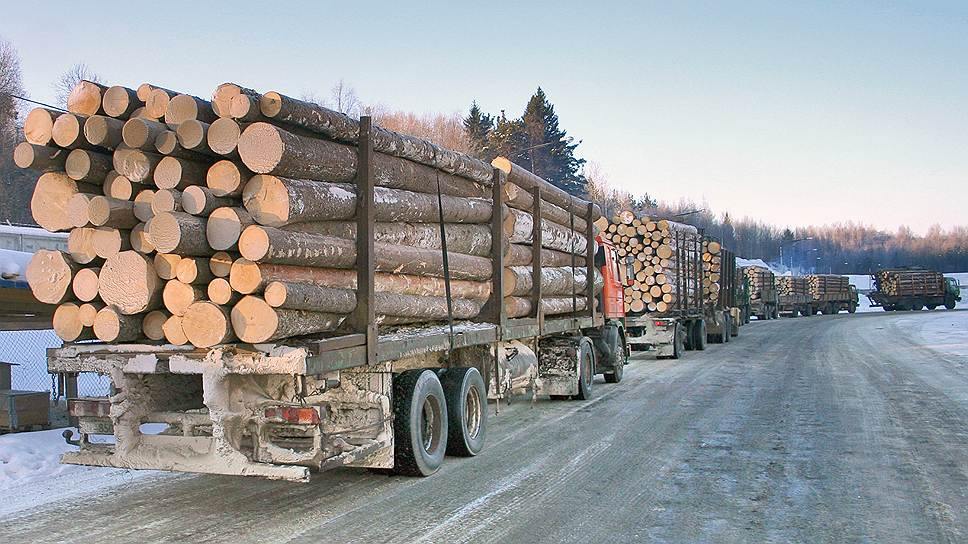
[237,122,283,174]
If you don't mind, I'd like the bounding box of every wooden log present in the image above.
[165,94,217,125]
[24,107,62,145]
[148,212,211,255]
[207,277,240,305]
[260,92,493,184]
[492,157,601,220]
[67,80,107,116]
[182,185,236,216]
[71,267,100,302]
[154,129,215,161]
[175,257,214,285]
[231,295,342,343]
[66,193,95,228]
[504,207,587,255]
[130,222,155,254]
[140,84,178,115]
[102,86,141,119]
[151,189,182,215]
[98,251,162,315]
[210,251,234,277]
[282,221,492,257]
[206,207,252,251]
[26,250,80,304]
[78,302,104,327]
[213,82,259,118]
[66,149,112,182]
[163,280,204,316]
[133,189,155,221]
[207,118,245,156]
[122,118,170,150]
[238,123,488,198]
[93,306,143,342]
[503,266,599,297]
[504,181,587,232]
[31,173,98,232]
[52,113,93,149]
[67,228,99,264]
[153,254,182,280]
[183,302,236,347]
[154,156,209,190]
[103,171,144,200]
[89,196,138,228]
[142,310,169,341]
[113,147,163,182]
[263,282,482,319]
[14,142,68,172]
[53,303,94,342]
[162,314,188,345]
[239,226,492,280]
[504,296,588,318]
[175,119,219,155]
[229,259,492,299]
[206,160,251,197]
[92,226,131,259]
[229,93,262,122]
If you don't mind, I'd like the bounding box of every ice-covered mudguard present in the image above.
[627,317,676,357]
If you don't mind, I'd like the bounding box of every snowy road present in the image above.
[3,309,968,543]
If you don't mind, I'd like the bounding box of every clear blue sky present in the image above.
[3,1,966,233]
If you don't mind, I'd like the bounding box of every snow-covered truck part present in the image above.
[867,268,960,311]
[776,276,811,317]
[742,266,778,320]
[30,82,632,481]
[806,274,858,314]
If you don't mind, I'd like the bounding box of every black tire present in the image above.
[911,303,924,311]
[603,332,626,383]
[694,320,707,351]
[790,307,799,318]
[672,325,685,360]
[926,304,937,310]
[575,338,595,400]
[848,302,857,314]
[723,315,731,343]
[440,367,487,457]
[945,299,956,310]
[392,369,448,476]
[744,309,750,325]
[883,305,894,311]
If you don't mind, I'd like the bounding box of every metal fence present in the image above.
[0,329,110,398]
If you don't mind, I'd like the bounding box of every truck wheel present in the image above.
[672,325,685,360]
[790,307,799,318]
[945,300,956,310]
[575,338,595,400]
[694,320,707,351]
[744,310,750,325]
[441,368,486,457]
[603,332,626,383]
[911,303,924,311]
[848,302,857,314]
[723,315,731,343]
[883,305,894,311]
[392,369,448,476]
[926,304,937,310]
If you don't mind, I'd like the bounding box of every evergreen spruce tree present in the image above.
[462,101,494,159]
[519,88,586,196]
[487,110,528,165]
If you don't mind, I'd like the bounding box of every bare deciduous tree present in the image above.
[53,63,102,107]
[330,79,361,118]
[0,37,26,144]
[373,109,472,154]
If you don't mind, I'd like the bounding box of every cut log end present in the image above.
[183,302,234,348]
[102,86,139,118]
[207,207,251,251]
[238,225,270,261]
[176,119,207,149]
[236,122,283,173]
[71,267,100,302]
[26,250,78,305]
[206,160,249,197]
[207,118,243,156]
[51,114,83,148]
[93,306,142,342]
[67,80,105,116]
[54,303,91,342]
[142,310,169,341]
[24,107,59,145]
[98,251,161,315]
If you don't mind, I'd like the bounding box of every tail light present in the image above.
[69,398,111,418]
[653,319,669,327]
[264,406,320,425]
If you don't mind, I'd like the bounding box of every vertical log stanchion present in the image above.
[530,187,543,329]
[585,202,596,321]
[570,207,577,314]
[348,116,376,366]
[480,168,507,414]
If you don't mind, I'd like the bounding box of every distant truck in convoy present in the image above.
[806,274,858,314]
[703,240,738,343]
[776,276,811,317]
[868,268,960,311]
[742,266,778,320]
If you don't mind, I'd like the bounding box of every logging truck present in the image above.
[776,276,811,317]
[805,274,858,314]
[868,268,960,311]
[743,266,778,320]
[703,240,739,343]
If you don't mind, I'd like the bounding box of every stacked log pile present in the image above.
[776,276,808,299]
[602,212,701,314]
[742,266,775,301]
[806,274,851,300]
[873,269,945,297]
[22,80,599,348]
[701,238,722,305]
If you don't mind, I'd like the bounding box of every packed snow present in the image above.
[0,248,31,281]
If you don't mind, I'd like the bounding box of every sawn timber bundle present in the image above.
[22,80,602,348]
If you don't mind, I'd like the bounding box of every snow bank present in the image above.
[0,224,66,238]
[0,248,32,280]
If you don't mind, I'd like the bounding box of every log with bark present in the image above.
[14,142,68,172]
[67,80,107,116]
[24,108,62,145]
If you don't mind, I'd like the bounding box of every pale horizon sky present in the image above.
[2,1,965,234]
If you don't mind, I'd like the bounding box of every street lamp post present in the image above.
[779,237,813,272]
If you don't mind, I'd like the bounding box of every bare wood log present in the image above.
[93,227,131,259]
[154,130,215,161]
[154,156,209,190]
[504,207,587,255]
[66,149,112,182]
[206,207,252,251]
[14,142,68,171]
[207,277,240,305]
[175,257,214,284]
[139,84,178,113]
[504,243,585,267]
[282,221,492,257]
[492,157,601,220]
[263,282,481,319]
[503,266,600,297]
[24,107,62,145]
[122,118,170,150]
[213,83,259,118]
[148,212,211,255]
[93,306,143,342]
[78,302,104,327]
[142,310,169,341]
[153,254,182,280]
[206,160,251,197]
[182,185,236,216]
[66,193,95,228]
[229,93,262,122]
[113,147,163,182]
[165,94,217,125]
[183,302,236,347]
[67,228,99,264]
[98,251,162,314]
[67,80,107,116]
[89,196,138,228]
[210,251,234,277]
[26,250,80,304]
[162,314,188,345]
[151,189,182,215]
[207,118,246,156]
[239,226,492,280]
[163,280,204,316]
[52,113,94,150]
[103,171,144,200]
[231,295,342,343]
[175,119,218,155]
[31,173,98,232]
[260,92,493,184]
[238,123,488,198]
[71,267,100,302]
[229,259,491,299]
[130,222,155,254]
[101,86,140,119]
[133,189,155,221]
[54,303,94,342]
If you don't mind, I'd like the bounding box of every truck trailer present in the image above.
[776,276,811,317]
[868,268,960,311]
[806,274,858,314]
[703,240,738,343]
[742,266,778,320]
